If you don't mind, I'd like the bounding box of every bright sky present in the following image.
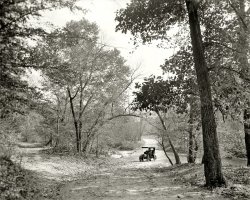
[40,0,176,81]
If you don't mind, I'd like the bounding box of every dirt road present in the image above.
[17,136,247,199]
[58,137,229,200]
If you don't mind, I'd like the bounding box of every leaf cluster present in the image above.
[132,76,178,112]
[115,0,186,44]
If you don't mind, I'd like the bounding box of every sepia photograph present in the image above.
[0,0,250,199]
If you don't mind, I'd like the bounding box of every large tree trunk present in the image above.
[185,0,226,187]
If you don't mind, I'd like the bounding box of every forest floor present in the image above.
[15,137,250,200]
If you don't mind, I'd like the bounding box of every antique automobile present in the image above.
[139,147,157,162]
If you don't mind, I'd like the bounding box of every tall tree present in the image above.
[185,1,225,186]
[116,0,226,187]
[41,19,132,153]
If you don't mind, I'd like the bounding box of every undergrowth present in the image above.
[168,163,250,200]
[0,156,40,200]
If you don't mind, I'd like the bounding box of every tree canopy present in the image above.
[0,0,78,117]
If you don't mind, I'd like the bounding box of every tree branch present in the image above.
[206,40,242,54]
[107,114,141,121]
[228,0,248,29]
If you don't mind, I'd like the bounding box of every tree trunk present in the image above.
[161,140,173,165]
[45,135,52,147]
[55,100,60,147]
[156,110,181,164]
[67,87,81,152]
[82,135,91,153]
[244,109,250,166]
[96,135,99,158]
[168,137,181,164]
[188,100,196,163]
[185,0,226,187]
[187,132,195,163]
[78,121,82,152]
[194,138,198,161]
[78,79,84,152]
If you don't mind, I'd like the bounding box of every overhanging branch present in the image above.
[107,114,141,120]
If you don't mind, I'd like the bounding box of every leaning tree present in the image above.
[132,76,182,165]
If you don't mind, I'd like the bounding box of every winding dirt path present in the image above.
[58,137,229,200]
[17,136,247,199]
